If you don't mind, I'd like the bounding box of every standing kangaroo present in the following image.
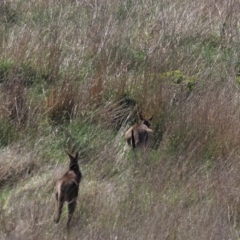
[125,113,153,149]
[54,151,82,228]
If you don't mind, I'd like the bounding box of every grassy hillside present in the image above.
[1,0,240,239]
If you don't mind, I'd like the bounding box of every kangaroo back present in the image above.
[125,114,153,149]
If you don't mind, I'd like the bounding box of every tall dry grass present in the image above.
[1,0,240,239]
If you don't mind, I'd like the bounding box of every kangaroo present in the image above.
[125,113,153,149]
[54,151,82,228]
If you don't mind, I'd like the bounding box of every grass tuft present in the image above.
[1,0,240,239]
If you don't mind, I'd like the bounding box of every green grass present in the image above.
[1,0,240,239]
[0,187,11,206]
[0,118,18,147]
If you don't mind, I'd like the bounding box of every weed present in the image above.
[0,118,18,147]
[0,2,18,25]
[46,82,77,125]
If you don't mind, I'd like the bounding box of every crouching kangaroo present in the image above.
[54,151,82,228]
[125,113,153,149]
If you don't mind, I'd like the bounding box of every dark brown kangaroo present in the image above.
[125,114,153,149]
[54,151,82,228]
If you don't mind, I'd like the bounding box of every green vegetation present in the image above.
[1,0,240,239]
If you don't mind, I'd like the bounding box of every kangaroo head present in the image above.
[139,113,153,128]
[66,151,79,168]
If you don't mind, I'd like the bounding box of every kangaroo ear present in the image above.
[66,151,75,159]
[148,116,153,121]
[139,112,144,121]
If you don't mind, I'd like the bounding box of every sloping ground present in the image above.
[0,148,38,188]
[1,0,240,239]
[1,131,240,239]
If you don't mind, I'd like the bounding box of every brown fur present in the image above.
[125,114,153,149]
[54,152,82,228]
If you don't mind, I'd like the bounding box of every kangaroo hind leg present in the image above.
[54,193,64,224]
[67,200,77,228]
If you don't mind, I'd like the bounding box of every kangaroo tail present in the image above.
[131,129,138,164]
[54,182,63,223]
[131,129,136,149]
